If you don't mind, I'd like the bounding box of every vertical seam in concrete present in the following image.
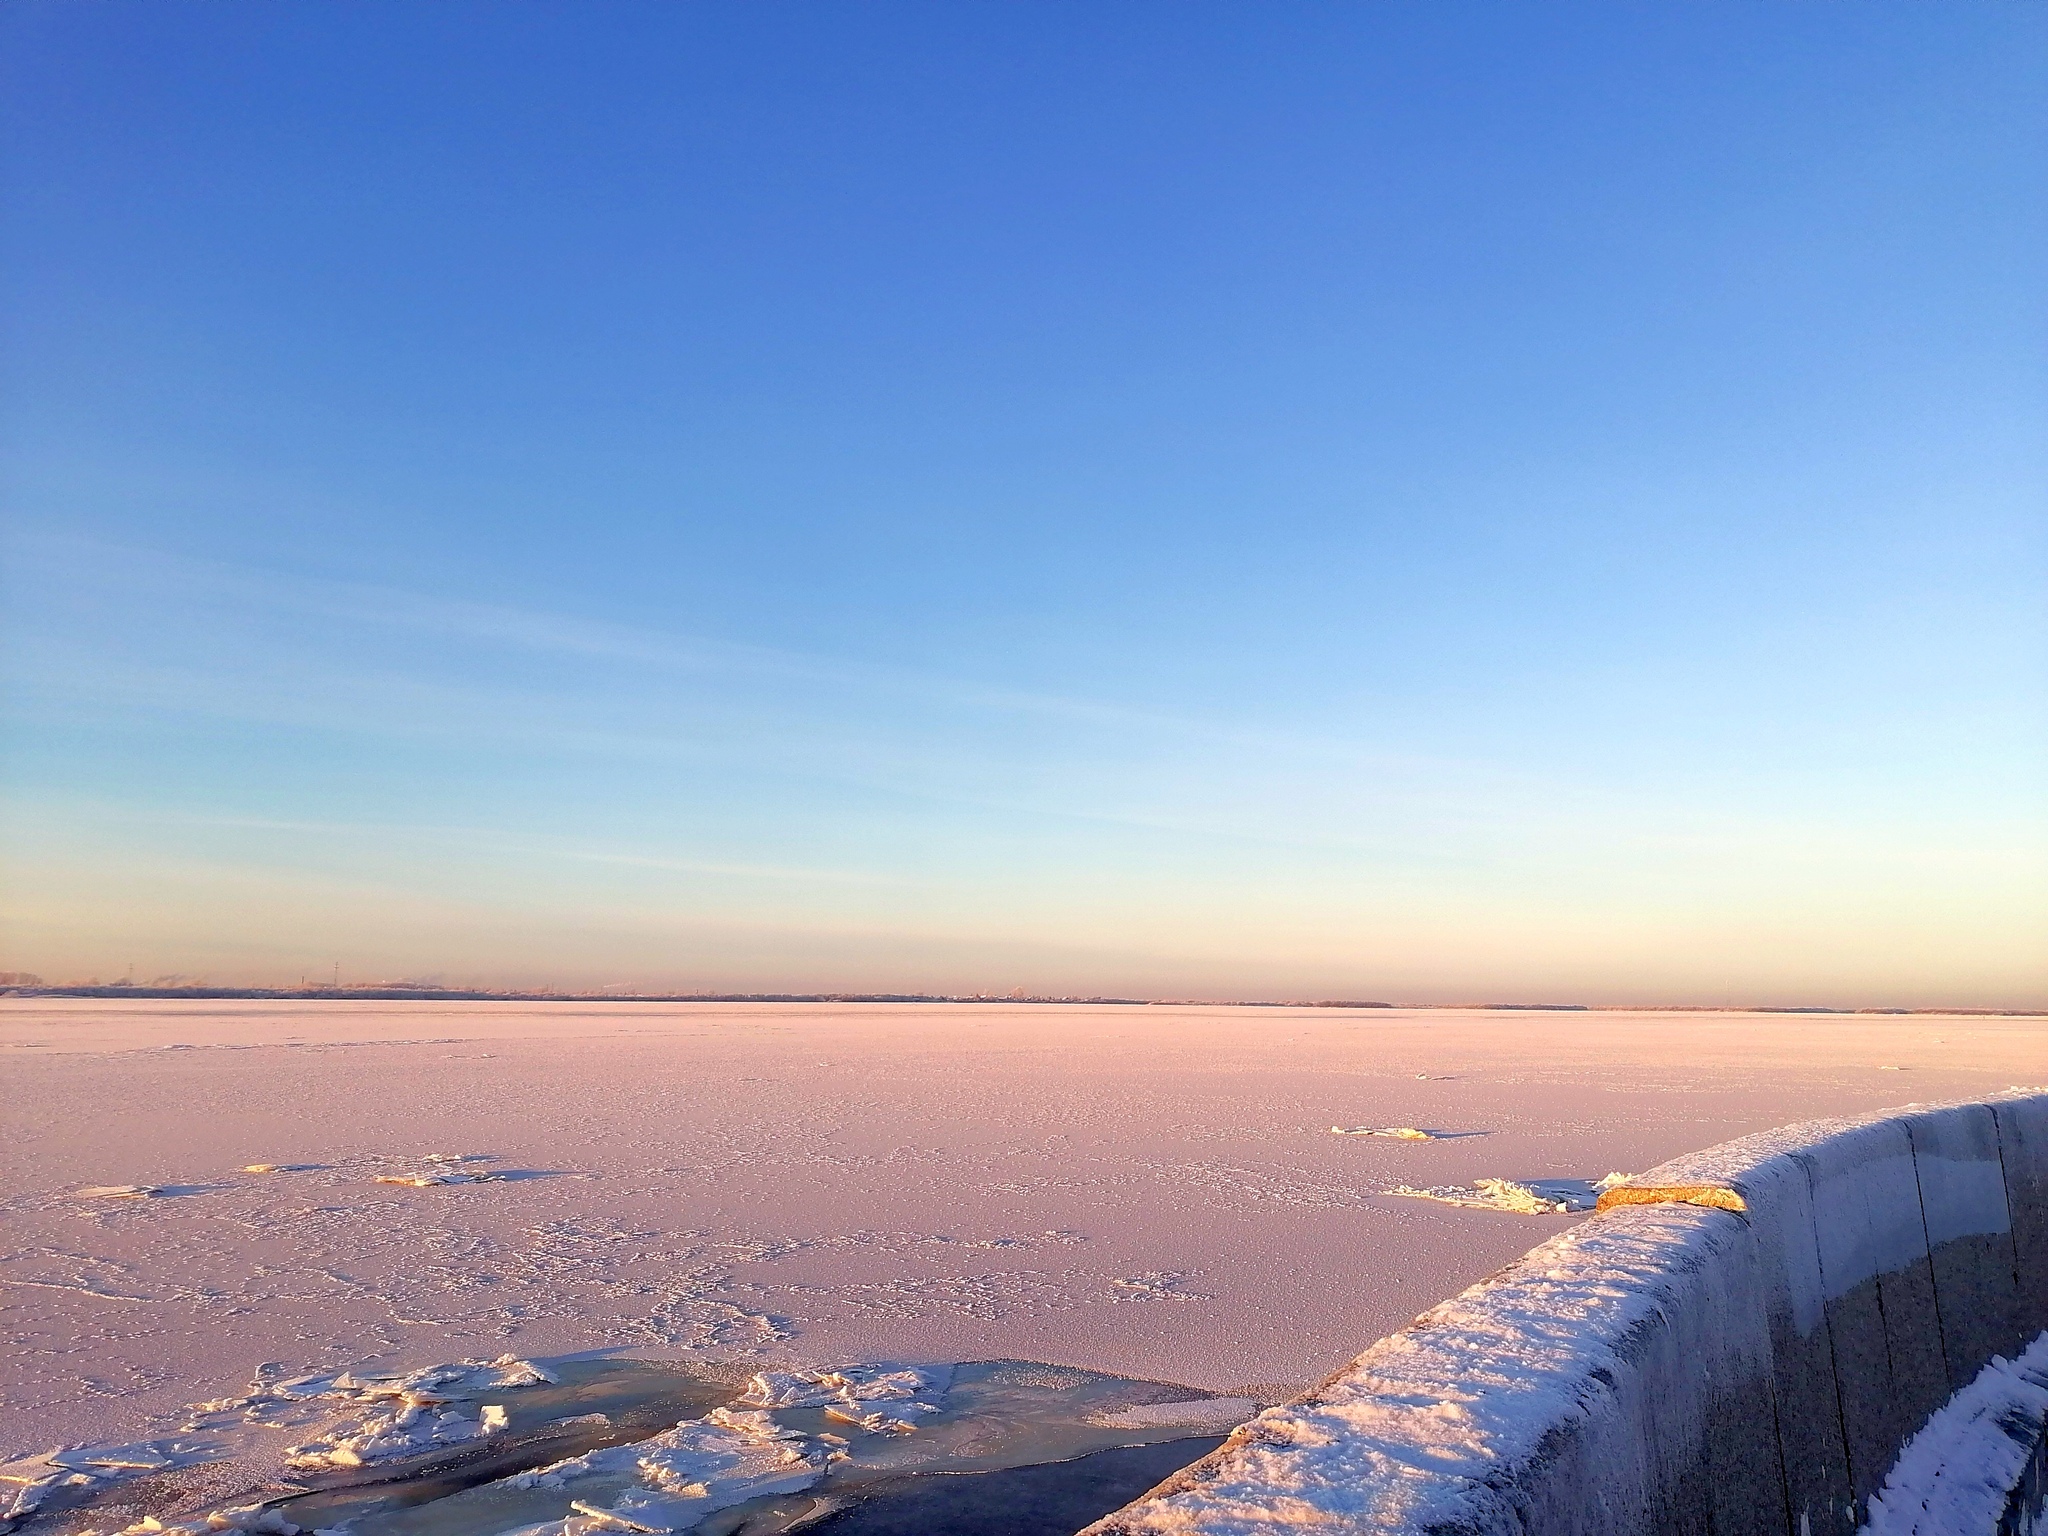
[1760,1227,1801,1536]
[1906,1122,1956,1387]
[1799,1151,1857,1534]
[1992,1104,2029,1309]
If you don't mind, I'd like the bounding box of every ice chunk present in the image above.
[1083,1398,1260,1431]
[1,1462,81,1525]
[258,1357,555,1470]
[4,1438,224,1527]
[104,1502,302,1536]
[737,1368,942,1417]
[1331,1126,1435,1139]
[821,1403,939,1435]
[501,1406,831,1535]
[1387,1176,1620,1214]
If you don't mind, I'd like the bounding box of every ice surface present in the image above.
[1861,1330,2048,1535]
[7,999,2043,1467]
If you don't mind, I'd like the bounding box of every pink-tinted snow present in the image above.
[3,999,2042,1459]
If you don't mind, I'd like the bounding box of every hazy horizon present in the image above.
[4,4,2044,1007]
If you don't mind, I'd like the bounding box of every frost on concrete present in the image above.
[1083,1203,1742,1535]
[1861,1331,2048,1536]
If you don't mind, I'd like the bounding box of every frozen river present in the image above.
[5,999,2042,1461]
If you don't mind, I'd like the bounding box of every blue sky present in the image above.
[3,2,2043,1002]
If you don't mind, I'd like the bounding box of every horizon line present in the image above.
[3,982,2041,1017]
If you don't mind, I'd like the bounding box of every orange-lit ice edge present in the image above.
[6,1002,2047,1535]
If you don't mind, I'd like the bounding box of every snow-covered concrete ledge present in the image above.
[1084,1089,2048,1536]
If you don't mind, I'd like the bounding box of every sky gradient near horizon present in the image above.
[3,2,2044,1004]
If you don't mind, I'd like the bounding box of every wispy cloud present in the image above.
[5,534,2039,920]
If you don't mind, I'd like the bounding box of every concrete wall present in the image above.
[1084,1089,2048,1536]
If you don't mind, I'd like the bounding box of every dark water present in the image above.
[797,1437,1222,1536]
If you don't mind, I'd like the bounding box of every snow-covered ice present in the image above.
[5,999,2043,1475]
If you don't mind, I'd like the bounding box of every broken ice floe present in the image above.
[102,1502,314,1536]
[1331,1126,1435,1139]
[164,1356,558,1473]
[372,1153,504,1188]
[276,1358,555,1470]
[735,1367,948,1434]
[50,1357,1257,1536]
[1,1439,221,1531]
[499,1406,832,1535]
[1387,1173,1632,1215]
[1083,1398,1260,1431]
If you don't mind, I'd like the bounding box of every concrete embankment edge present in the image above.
[1083,1089,2048,1536]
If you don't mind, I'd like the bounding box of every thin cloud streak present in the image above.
[6,533,1464,768]
[7,539,2035,887]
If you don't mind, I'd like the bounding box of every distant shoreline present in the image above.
[1,985,2039,1016]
